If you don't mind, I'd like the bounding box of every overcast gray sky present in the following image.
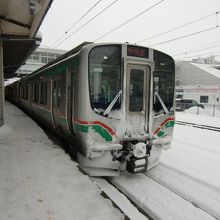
[39,0,220,61]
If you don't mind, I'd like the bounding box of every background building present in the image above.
[16,47,66,77]
[175,60,220,105]
[192,55,220,65]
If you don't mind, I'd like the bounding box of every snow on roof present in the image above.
[190,62,220,79]
[4,77,20,87]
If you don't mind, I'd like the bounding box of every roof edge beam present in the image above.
[0,37,40,42]
[0,15,30,29]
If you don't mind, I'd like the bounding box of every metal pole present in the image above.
[0,39,4,127]
[213,104,215,117]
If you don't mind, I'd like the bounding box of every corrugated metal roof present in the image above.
[1,0,54,78]
[190,62,220,79]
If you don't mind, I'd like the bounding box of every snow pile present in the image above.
[185,106,220,117]
[4,77,20,86]
[176,109,220,127]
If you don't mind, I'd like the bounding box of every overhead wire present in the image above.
[50,0,103,48]
[175,40,220,55]
[94,0,164,42]
[53,0,119,49]
[150,26,219,47]
[137,10,220,44]
[176,51,220,60]
[173,44,220,57]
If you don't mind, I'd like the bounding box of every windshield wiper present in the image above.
[103,90,122,116]
[154,91,170,115]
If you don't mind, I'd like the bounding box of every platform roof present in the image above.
[0,0,54,78]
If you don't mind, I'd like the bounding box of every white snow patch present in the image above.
[0,102,124,220]
[176,110,220,127]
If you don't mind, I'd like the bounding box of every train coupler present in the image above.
[126,142,148,174]
[127,156,148,174]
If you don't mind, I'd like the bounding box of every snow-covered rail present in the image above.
[146,164,220,220]
[175,120,220,132]
[91,177,149,220]
[105,173,216,220]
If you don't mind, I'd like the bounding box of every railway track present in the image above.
[92,172,216,220]
[145,164,220,220]
[91,177,149,220]
[92,122,220,220]
[175,120,220,132]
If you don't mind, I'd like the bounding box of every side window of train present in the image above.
[20,86,23,99]
[40,81,48,105]
[52,78,63,110]
[60,73,67,113]
[32,84,34,101]
[33,83,39,103]
[26,84,29,100]
[54,79,61,109]
[53,80,57,107]
[57,80,61,109]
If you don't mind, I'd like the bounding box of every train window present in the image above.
[57,80,61,109]
[153,50,175,114]
[25,85,29,100]
[40,82,47,105]
[33,83,39,103]
[129,69,144,112]
[21,86,23,99]
[22,85,27,100]
[89,45,121,111]
[53,81,57,107]
[59,74,66,113]
[44,82,48,105]
[40,83,43,104]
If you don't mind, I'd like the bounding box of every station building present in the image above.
[175,60,220,106]
[15,47,66,77]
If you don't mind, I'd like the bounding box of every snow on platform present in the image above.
[0,102,123,220]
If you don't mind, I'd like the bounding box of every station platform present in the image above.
[0,102,123,220]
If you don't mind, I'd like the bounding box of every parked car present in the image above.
[175,99,204,111]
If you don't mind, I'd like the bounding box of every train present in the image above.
[5,42,175,176]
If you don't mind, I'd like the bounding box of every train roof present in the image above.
[22,42,93,80]
[6,42,174,86]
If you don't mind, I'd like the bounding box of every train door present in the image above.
[66,66,74,134]
[126,64,151,134]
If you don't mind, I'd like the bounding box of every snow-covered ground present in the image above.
[157,111,220,218]
[109,112,220,219]
[176,106,220,127]
[0,102,124,220]
[185,105,220,118]
[1,102,220,220]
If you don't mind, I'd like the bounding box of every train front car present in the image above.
[76,43,175,176]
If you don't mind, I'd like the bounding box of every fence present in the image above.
[176,104,220,117]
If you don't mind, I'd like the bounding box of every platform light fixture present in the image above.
[29,0,36,15]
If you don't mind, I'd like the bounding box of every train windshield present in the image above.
[89,45,122,111]
[153,51,175,114]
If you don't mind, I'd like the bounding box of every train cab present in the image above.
[76,43,175,176]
